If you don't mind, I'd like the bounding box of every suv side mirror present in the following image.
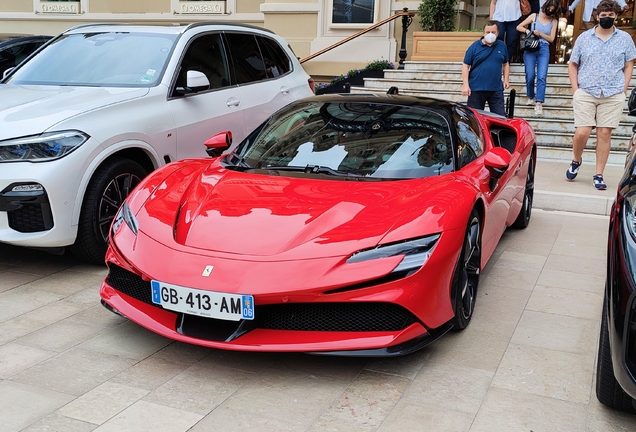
[204,131,232,157]
[186,70,210,93]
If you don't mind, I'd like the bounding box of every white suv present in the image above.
[0,23,314,263]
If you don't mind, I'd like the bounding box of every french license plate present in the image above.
[151,280,254,321]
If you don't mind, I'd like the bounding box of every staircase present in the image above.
[350,61,635,163]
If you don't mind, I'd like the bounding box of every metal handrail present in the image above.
[299,8,415,69]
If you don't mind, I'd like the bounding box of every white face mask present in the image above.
[484,33,497,44]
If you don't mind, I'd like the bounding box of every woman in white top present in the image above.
[490,0,523,62]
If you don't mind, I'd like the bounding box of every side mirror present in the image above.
[204,131,232,157]
[484,147,511,190]
[186,70,210,93]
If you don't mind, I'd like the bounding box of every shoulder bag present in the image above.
[520,22,540,51]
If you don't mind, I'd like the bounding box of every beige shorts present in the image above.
[572,89,625,129]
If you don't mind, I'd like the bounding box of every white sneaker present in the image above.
[526,97,535,105]
[534,102,543,115]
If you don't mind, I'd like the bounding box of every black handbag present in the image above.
[520,22,540,52]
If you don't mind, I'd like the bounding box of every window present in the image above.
[225,33,267,84]
[453,107,484,168]
[258,36,291,78]
[9,32,177,87]
[236,101,454,180]
[330,0,378,26]
[176,33,230,92]
[0,42,43,72]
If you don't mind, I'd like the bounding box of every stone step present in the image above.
[374,61,636,156]
[363,77,587,97]
[350,85,634,151]
[384,70,577,86]
[368,76,636,98]
[360,78,636,111]
[534,130,631,150]
[402,60,570,73]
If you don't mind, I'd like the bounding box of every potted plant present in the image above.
[315,59,395,95]
[412,0,479,61]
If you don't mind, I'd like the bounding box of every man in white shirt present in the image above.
[567,0,628,29]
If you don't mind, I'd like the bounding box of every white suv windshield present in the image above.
[7,32,178,87]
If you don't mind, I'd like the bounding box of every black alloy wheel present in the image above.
[71,158,146,264]
[512,152,534,229]
[451,208,481,330]
[595,295,636,413]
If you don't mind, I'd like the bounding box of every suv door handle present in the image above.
[227,97,240,107]
[280,86,290,94]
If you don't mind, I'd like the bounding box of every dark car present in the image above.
[0,34,52,77]
[596,88,636,413]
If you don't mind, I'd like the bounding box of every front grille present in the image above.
[105,265,418,337]
[8,203,53,233]
[254,303,417,332]
[106,264,153,304]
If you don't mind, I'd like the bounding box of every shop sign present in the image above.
[178,1,226,14]
[38,1,80,14]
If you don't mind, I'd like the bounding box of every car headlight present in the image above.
[112,202,139,236]
[624,192,636,240]
[347,234,440,275]
[0,130,89,162]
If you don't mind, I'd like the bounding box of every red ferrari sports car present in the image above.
[100,94,536,356]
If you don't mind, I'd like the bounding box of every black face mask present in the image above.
[599,16,615,29]
[545,9,555,16]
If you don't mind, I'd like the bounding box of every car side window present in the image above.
[224,33,267,84]
[453,107,484,168]
[257,36,291,78]
[0,41,43,72]
[176,33,230,93]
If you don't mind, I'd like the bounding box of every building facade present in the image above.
[2,0,635,77]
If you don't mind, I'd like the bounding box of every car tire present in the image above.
[595,295,636,413]
[512,152,534,229]
[71,158,146,264]
[451,208,481,330]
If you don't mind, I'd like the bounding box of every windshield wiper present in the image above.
[264,164,361,177]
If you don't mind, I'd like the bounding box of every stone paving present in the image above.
[0,159,636,431]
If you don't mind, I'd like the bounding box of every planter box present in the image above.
[412,31,479,62]
[316,69,385,95]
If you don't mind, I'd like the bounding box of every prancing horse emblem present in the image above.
[202,265,214,277]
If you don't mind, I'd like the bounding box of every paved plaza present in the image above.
[0,159,636,431]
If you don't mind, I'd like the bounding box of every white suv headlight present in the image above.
[0,130,89,162]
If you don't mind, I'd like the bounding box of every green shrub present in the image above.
[418,0,457,32]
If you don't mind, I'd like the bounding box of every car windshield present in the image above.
[6,31,178,87]
[233,101,454,180]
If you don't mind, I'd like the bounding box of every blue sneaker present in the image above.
[566,160,581,180]
[593,174,607,190]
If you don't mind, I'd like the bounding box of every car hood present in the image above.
[137,161,442,260]
[0,84,149,140]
